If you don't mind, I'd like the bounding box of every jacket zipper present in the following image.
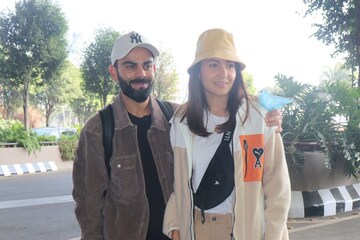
[231,140,236,240]
[189,176,195,239]
[243,140,248,178]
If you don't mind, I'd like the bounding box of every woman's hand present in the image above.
[265,109,283,133]
[171,229,180,240]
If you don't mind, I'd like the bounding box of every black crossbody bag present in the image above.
[193,124,235,223]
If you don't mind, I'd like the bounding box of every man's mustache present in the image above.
[130,78,151,85]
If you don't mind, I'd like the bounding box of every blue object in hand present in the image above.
[258,90,293,111]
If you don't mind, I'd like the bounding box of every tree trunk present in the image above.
[358,44,360,87]
[356,0,360,87]
[46,112,50,127]
[358,62,360,88]
[45,101,52,127]
[23,82,29,131]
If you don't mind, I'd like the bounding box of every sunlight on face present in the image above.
[200,58,236,100]
[114,48,156,102]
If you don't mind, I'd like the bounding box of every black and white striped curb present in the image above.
[0,161,58,176]
[1,161,359,219]
[289,183,360,218]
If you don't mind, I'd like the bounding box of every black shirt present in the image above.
[128,113,170,240]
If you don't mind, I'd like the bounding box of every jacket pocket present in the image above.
[239,134,264,182]
[109,155,139,202]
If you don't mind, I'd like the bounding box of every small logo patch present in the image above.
[130,33,142,44]
[252,148,264,168]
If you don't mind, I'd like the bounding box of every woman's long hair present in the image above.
[181,62,250,137]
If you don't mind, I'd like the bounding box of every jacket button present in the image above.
[117,164,121,168]
[211,217,216,221]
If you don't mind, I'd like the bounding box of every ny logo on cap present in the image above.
[130,33,142,44]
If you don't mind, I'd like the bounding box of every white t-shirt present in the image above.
[192,112,234,214]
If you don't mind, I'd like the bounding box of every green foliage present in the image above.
[31,60,82,126]
[0,119,81,159]
[342,138,360,178]
[274,73,360,178]
[0,79,22,118]
[81,27,119,108]
[321,79,360,178]
[242,72,257,95]
[70,93,100,125]
[284,144,306,173]
[72,124,84,134]
[302,0,360,86]
[36,134,57,142]
[0,0,69,130]
[17,131,41,154]
[153,48,180,101]
[59,135,78,161]
[0,119,23,143]
[319,63,351,84]
[0,119,40,154]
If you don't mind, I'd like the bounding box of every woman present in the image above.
[163,28,291,240]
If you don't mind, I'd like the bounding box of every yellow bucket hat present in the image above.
[187,28,246,73]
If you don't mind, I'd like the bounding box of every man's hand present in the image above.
[171,229,180,240]
[265,109,283,133]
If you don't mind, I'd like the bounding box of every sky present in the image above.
[0,0,342,91]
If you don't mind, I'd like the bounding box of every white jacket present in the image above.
[163,100,291,240]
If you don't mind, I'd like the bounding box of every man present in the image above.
[72,31,283,240]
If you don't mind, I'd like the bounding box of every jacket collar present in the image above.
[111,95,168,131]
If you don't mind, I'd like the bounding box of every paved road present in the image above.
[288,210,360,240]
[1,170,359,240]
[0,170,80,240]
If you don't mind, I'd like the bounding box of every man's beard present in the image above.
[118,75,154,103]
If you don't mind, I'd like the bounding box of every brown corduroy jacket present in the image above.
[73,95,178,240]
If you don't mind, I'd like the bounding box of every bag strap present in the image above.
[219,124,235,145]
[99,104,114,177]
[194,123,236,223]
[155,98,173,122]
[99,99,174,177]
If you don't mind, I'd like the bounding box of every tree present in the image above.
[242,72,257,95]
[81,28,119,108]
[302,0,360,87]
[0,78,22,119]
[0,0,68,130]
[275,73,360,177]
[320,62,350,84]
[153,48,180,101]
[31,61,82,126]
[0,49,22,118]
[70,93,100,125]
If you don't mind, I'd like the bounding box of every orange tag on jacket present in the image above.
[239,134,264,182]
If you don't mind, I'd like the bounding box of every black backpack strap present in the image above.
[155,98,174,121]
[99,104,114,177]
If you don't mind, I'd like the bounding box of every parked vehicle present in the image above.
[32,127,78,140]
